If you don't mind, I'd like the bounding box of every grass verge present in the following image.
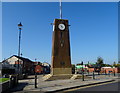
[0,78,9,83]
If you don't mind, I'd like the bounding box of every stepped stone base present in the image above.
[42,74,73,81]
[42,74,91,81]
[70,74,91,80]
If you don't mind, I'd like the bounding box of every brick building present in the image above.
[87,67,120,73]
[2,55,34,74]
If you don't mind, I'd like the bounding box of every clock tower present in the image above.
[51,19,72,75]
[42,1,90,81]
[42,1,74,81]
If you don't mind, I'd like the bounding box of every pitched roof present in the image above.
[2,55,33,63]
[13,55,33,62]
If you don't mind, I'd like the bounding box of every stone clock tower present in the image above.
[51,19,72,75]
[43,1,89,81]
[42,1,75,81]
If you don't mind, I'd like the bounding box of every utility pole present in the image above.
[18,22,23,74]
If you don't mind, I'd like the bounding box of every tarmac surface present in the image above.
[77,81,119,91]
[63,80,119,92]
[9,73,119,93]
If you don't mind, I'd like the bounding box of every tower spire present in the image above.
[60,0,62,19]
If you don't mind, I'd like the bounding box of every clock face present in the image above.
[58,24,65,30]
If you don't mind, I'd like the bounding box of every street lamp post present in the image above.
[18,22,23,74]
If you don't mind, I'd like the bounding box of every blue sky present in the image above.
[2,2,118,64]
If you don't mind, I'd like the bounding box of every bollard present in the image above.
[98,71,100,75]
[109,71,110,77]
[43,69,45,76]
[114,71,115,76]
[105,70,107,75]
[88,70,89,75]
[14,76,17,86]
[93,71,95,79]
[82,71,84,81]
[10,76,14,88]
[13,76,16,87]
[16,74,18,85]
[9,75,12,88]
[35,73,37,88]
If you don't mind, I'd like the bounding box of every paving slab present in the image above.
[10,74,119,93]
[23,74,118,92]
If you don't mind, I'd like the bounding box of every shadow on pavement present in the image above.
[9,82,28,93]
[23,77,35,80]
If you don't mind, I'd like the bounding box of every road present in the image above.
[63,80,120,93]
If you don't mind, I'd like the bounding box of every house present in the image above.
[2,55,34,74]
[101,67,118,74]
[42,62,51,74]
[33,62,51,74]
[75,65,88,74]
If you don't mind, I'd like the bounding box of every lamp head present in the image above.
[18,22,23,27]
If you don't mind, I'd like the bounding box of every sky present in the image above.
[1,0,120,2]
[1,2,118,65]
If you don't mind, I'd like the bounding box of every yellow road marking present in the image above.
[63,81,117,92]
